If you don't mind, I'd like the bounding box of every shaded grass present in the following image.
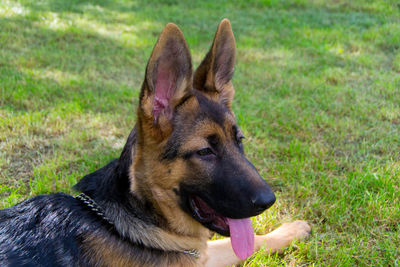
[1,0,399,265]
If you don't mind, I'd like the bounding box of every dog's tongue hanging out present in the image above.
[226,218,254,260]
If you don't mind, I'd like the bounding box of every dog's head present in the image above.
[131,19,275,238]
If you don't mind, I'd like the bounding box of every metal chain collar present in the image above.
[75,193,200,259]
[75,193,114,226]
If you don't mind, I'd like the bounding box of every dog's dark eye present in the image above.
[197,148,214,157]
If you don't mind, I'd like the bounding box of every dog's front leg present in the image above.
[205,220,311,267]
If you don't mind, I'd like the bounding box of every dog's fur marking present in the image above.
[82,232,198,267]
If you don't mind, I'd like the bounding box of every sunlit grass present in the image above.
[0,1,29,17]
[1,0,399,265]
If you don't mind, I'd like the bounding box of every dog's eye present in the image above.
[197,148,214,157]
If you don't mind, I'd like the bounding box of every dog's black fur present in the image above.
[0,193,100,266]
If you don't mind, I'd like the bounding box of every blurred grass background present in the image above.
[0,0,399,265]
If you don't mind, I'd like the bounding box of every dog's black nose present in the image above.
[251,190,276,212]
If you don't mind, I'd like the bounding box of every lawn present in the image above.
[0,0,399,265]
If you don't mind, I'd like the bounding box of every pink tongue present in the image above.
[226,218,254,260]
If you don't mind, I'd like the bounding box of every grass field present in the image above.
[1,0,399,265]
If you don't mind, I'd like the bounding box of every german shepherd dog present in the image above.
[0,19,310,266]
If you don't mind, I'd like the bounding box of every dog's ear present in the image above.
[139,23,192,136]
[193,19,236,110]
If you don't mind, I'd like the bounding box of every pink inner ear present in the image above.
[153,62,175,121]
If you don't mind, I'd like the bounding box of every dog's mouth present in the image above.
[188,195,255,260]
[189,195,230,235]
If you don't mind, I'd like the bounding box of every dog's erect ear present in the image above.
[193,19,236,110]
[139,23,192,133]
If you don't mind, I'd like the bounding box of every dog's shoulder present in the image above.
[0,193,104,266]
[0,192,94,226]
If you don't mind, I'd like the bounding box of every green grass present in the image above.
[1,0,399,265]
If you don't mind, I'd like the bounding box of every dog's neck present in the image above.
[74,127,207,254]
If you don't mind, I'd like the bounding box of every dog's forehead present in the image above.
[162,94,237,160]
[195,93,235,127]
[173,92,237,140]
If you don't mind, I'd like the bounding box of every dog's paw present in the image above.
[265,220,311,251]
[255,220,311,254]
[275,220,311,241]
